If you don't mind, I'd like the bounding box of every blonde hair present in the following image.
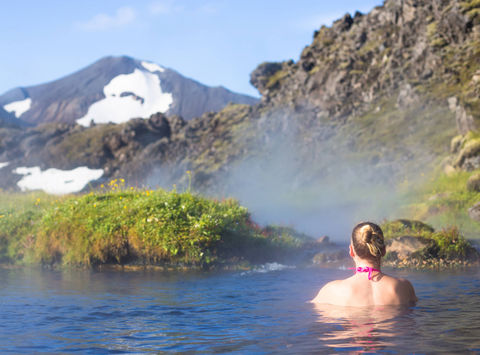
[351,222,386,261]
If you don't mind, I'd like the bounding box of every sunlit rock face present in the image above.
[0,56,258,126]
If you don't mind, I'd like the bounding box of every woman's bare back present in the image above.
[311,272,417,307]
[311,222,417,307]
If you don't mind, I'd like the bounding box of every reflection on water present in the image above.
[0,266,479,353]
[313,303,414,352]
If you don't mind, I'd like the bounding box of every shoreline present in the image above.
[2,257,479,273]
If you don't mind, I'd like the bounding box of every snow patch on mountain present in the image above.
[141,61,165,73]
[76,69,173,126]
[4,98,32,118]
[0,162,9,169]
[13,166,104,195]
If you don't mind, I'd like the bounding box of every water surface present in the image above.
[0,265,479,353]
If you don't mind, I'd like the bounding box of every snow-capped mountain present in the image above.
[0,105,26,128]
[0,56,258,126]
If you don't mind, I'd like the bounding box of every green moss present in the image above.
[451,135,464,154]
[0,187,312,268]
[454,138,480,167]
[56,124,120,162]
[426,22,437,40]
[381,219,434,240]
[350,69,365,75]
[467,8,480,20]
[460,0,480,12]
[357,39,381,56]
[430,37,448,48]
[426,22,447,48]
[266,70,288,89]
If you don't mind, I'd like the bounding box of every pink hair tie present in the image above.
[349,266,380,280]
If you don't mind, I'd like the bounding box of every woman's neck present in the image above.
[354,259,381,270]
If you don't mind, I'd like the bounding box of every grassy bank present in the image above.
[400,170,480,239]
[0,182,311,269]
[394,131,480,239]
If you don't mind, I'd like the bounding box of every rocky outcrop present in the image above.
[467,172,480,191]
[448,97,476,135]
[382,220,480,269]
[0,104,255,191]
[386,235,432,260]
[468,202,480,222]
[250,0,478,124]
[451,136,480,171]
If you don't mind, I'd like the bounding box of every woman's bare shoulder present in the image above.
[311,279,348,304]
[381,275,417,303]
[397,278,418,302]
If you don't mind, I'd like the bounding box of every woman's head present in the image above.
[351,222,386,263]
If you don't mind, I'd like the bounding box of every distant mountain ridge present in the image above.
[0,56,258,126]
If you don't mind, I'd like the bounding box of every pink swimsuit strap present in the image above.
[350,266,380,280]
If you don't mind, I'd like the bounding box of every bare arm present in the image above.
[405,279,418,303]
[398,278,418,304]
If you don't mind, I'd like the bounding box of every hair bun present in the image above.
[360,225,373,243]
[352,221,386,260]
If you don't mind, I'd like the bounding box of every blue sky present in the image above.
[0,0,383,97]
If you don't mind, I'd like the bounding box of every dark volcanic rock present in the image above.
[250,62,284,96]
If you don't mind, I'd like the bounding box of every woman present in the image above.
[311,222,417,306]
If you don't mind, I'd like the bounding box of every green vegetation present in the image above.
[382,219,434,239]
[454,137,480,167]
[460,0,480,21]
[400,169,480,238]
[426,21,447,48]
[58,124,119,162]
[266,69,288,89]
[0,182,311,269]
[381,219,479,268]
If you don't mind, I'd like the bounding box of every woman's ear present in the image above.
[349,244,355,258]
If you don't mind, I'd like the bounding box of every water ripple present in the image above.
[0,267,479,353]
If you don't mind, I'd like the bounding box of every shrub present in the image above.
[0,185,313,268]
